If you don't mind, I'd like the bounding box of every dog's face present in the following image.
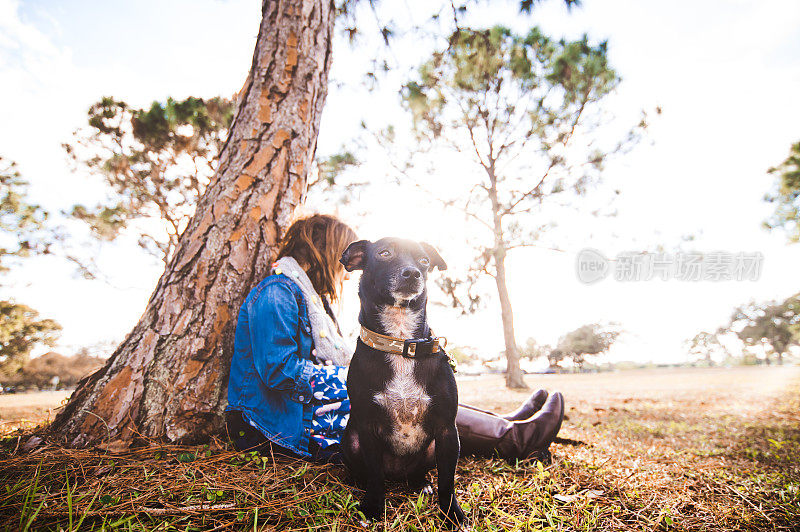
[340,238,446,303]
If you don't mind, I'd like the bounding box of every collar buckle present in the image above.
[402,337,438,358]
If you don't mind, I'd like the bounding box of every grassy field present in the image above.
[1,366,798,531]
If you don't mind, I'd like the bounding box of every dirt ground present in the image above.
[0,390,71,433]
[1,366,798,530]
[459,365,800,438]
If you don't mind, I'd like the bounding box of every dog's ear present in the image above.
[420,242,447,271]
[340,240,370,272]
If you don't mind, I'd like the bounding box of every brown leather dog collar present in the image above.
[359,326,447,359]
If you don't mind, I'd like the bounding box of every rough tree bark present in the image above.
[48,0,336,447]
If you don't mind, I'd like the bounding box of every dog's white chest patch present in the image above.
[379,305,421,338]
[374,355,431,455]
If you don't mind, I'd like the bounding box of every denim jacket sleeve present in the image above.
[247,280,314,404]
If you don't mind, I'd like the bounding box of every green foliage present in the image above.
[730,293,800,364]
[403,26,618,148]
[304,147,367,213]
[0,157,50,274]
[0,301,61,381]
[447,345,478,364]
[314,151,359,187]
[520,0,581,13]
[547,347,566,368]
[764,140,800,243]
[335,0,579,46]
[554,323,619,369]
[64,96,235,262]
[0,160,60,375]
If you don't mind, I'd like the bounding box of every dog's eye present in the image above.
[419,257,430,267]
[378,250,391,258]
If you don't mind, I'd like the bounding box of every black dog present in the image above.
[340,238,465,527]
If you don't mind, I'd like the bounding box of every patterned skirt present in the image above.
[309,364,350,449]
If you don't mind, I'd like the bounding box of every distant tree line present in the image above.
[521,322,620,371]
[1,350,103,391]
[687,292,800,366]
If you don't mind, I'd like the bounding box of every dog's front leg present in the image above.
[356,429,385,520]
[435,425,466,528]
[435,429,465,527]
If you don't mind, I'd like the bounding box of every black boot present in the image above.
[458,388,549,421]
[501,389,549,421]
[456,392,564,462]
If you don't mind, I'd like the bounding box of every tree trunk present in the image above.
[48,0,335,447]
[485,159,527,390]
[494,248,527,389]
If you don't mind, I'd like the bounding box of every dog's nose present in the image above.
[401,267,421,280]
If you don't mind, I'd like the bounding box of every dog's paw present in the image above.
[440,499,466,529]
[357,497,384,521]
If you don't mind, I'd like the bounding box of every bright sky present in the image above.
[2,0,799,364]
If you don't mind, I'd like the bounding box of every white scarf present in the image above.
[271,256,351,366]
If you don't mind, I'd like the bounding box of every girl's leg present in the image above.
[459,388,549,421]
[225,410,300,457]
[456,392,565,463]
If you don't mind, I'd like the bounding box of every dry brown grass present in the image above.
[1,366,798,531]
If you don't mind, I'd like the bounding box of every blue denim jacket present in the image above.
[226,273,315,457]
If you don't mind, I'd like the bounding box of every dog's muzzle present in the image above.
[391,270,423,300]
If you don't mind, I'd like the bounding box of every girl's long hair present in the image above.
[276,214,357,303]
